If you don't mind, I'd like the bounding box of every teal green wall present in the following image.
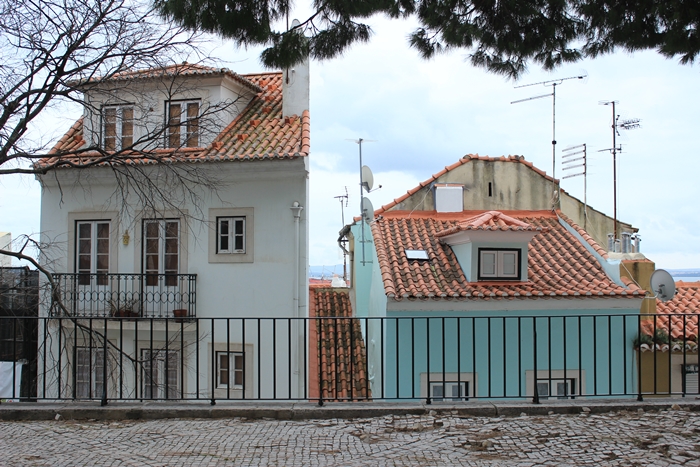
[351,221,387,394]
[381,309,639,400]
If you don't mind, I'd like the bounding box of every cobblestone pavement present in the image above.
[2,408,700,466]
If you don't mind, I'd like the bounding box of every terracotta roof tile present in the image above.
[371,210,641,301]
[435,210,544,238]
[75,63,263,94]
[308,286,371,401]
[41,71,308,168]
[640,282,700,347]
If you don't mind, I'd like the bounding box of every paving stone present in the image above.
[1,409,700,465]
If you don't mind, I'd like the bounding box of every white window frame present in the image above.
[208,208,254,264]
[143,219,180,287]
[141,349,180,399]
[683,364,699,395]
[75,346,106,399]
[216,351,245,389]
[478,249,520,280]
[166,99,200,148]
[429,381,468,402]
[536,378,577,400]
[217,217,246,254]
[76,221,110,286]
[102,105,134,151]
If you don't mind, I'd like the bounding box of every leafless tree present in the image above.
[0,0,239,401]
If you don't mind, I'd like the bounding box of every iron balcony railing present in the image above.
[51,273,196,319]
[0,314,697,404]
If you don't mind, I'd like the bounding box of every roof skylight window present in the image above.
[405,249,429,260]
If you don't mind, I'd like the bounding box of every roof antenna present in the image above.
[347,138,377,265]
[598,101,640,240]
[334,187,349,280]
[511,74,587,209]
[562,144,587,229]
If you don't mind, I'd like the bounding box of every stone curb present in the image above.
[1,398,699,422]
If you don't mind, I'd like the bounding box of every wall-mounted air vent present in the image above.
[434,184,463,213]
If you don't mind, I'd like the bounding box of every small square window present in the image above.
[217,351,244,388]
[478,249,521,280]
[217,217,245,254]
[429,381,468,401]
[536,378,576,400]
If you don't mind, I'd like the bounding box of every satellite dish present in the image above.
[361,165,374,192]
[650,269,676,302]
[361,197,374,222]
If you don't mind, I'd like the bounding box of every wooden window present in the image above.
[143,220,179,287]
[76,221,110,286]
[103,105,133,151]
[167,100,200,148]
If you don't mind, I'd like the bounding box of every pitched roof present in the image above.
[371,210,643,301]
[374,154,557,216]
[308,286,371,401]
[435,210,544,238]
[74,63,264,94]
[639,282,700,351]
[41,71,309,168]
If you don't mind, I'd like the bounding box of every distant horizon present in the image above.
[310,265,700,280]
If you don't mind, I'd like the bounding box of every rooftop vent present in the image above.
[434,184,463,213]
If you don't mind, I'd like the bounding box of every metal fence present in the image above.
[0,314,697,404]
[52,273,196,319]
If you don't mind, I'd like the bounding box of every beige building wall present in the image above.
[384,156,636,249]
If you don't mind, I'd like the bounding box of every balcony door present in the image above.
[143,219,179,316]
[76,221,110,315]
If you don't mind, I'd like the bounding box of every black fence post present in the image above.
[532,317,539,404]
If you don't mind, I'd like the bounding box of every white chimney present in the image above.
[282,20,310,118]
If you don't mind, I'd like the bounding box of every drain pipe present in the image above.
[290,201,304,397]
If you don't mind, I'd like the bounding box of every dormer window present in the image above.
[478,249,521,280]
[167,100,200,148]
[102,105,133,151]
[436,211,543,282]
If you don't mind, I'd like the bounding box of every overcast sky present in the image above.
[1,15,699,273]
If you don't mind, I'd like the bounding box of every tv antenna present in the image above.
[335,187,349,280]
[598,101,641,239]
[347,138,377,265]
[511,74,586,207]
[562,143,587,229]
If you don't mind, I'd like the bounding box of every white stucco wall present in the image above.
[38,158,309,320]
[82,75,257,150]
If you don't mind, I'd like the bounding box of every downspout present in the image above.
[290,201,304,397]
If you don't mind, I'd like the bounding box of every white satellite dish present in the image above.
[361,165,374,192]
[361,197,374,221]
[649,269,676,302]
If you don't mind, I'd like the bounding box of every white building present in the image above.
[0,232,10,267]
[37,63,310,401]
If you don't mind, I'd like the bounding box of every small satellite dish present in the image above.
[650,269,676,302]
[361,197,374,222]
[361,165,374,192]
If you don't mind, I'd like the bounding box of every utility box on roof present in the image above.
[434,185,463,213]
